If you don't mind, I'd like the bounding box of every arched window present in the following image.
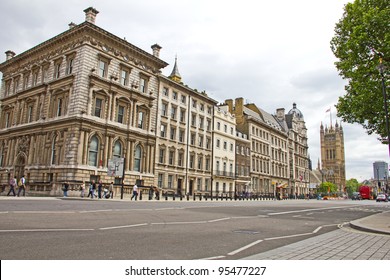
[51,136,57,165]
[134,145,142,172]
[88,136,99,166]
[113,141,122,159]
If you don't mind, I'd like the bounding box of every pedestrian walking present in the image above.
[131,183,138,200]
[97,180,103,199]
[63,181,69,197]
[88,180,96,199]
[109,182,114,199]
[80,182,85,198]
[7,176,17,196]
[17,175,26,197]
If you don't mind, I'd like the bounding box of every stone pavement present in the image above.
[243,211,390,260]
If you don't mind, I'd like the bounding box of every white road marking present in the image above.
[268,206,353,216]
[228,240,263,256]
[197,256,225,260]
[99,223,148,230]
[208,217,231,223]
[0,228,94,233]
[12,211,76,214]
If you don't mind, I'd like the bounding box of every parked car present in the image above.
[376,193,388,202]
[351,192,361,200]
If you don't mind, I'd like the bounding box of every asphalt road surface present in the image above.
[0,198,388,259]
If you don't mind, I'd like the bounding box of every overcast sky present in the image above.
[0,0,388,181]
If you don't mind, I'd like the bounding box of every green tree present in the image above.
[346,178,360,196]
[330,0,389,138]
[318,182,338,194]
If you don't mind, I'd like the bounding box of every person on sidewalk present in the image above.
[97,180,103,199]
[80,182,85,198]
[17,175,26,197]
[63,181,69,197]
[109,182,114,199]
[131,183,138,200]
[7,176,17,196]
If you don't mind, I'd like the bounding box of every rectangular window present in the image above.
[138,111,144,129]
[159,148,165,164]
[158,174,163,188]
[180,109,186,122]
[117,105,124,123]
[66,57,74,75]
[169,151,174,165]
[160,124,167,138]
[95,98,103,117]
[120,69,129,86]
[161,103,168,117]
[32,71,38,86]
[179,130,185,143]
[140,77,147,93]
[57,98,63,117]
[191,114,196,126]
[178,152,184,167]
[172,91,177,100]
[197,178,202,191]
[181,95,186,104]
[171,106,177,120]
[163,87,169,97]
[98,59,107,78]
[54,62,61,79]
[198,157,203,169]
[42,67,49,83]
[170,127,176,141]
[189,155,194,169]
[13,77,19,94]
[27,105,33,122]
[5,112,10,128]
[168,175,173,188]
[23,74,29,90]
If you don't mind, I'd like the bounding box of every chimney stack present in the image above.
[151,44,162,58]
[84,7,99,24]
[5,50,15,61]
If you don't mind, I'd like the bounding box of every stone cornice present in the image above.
[0,22,168,74]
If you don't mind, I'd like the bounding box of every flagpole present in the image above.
[330,107,332,127]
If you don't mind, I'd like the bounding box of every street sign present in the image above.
[107,158,124,177]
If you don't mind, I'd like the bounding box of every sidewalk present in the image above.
[243,211,390,260]
[349,210,390,235]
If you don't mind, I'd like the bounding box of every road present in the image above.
[0,197,389,259]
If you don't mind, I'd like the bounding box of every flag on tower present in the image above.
[325,108,331,113]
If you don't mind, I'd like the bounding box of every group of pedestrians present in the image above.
[6,175,26,197]
[85,180,114,199]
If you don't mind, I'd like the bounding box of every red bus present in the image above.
[359,185,371,200]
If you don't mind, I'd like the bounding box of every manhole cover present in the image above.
[233,230,260,235]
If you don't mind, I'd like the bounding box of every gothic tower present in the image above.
[320,121,346,191]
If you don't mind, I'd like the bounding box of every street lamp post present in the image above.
[378,57,390,157]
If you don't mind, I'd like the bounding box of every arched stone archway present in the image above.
[14,154,26,180]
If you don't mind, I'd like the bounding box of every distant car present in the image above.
[376,193,388,202]
[351,192,361,200]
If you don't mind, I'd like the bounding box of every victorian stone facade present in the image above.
[155,60,217,196]
[320,121,346,191]
[0,8,167,195]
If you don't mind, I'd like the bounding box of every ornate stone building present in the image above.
[276,103,310,197]
[225,98,290,196]
[234,130,251,196]
[212,104,236,197]
[155,58,217,196]
[320,121,346,191]
[0,7,168,195]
